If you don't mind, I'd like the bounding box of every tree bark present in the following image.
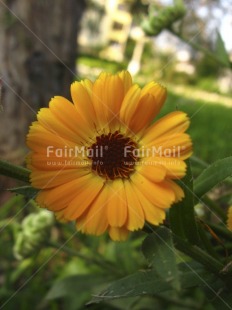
[0,0,86,162]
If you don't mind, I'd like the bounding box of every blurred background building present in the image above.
[77,0,232,89]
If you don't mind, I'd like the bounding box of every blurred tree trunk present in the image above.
[0,0,86,162]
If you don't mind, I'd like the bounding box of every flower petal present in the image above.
[93,73,124,129]
[165,180,185,202]
[148,133,192,151]
[141,111,190,145]
[83,188,109,235]
[37,108,81,143]
[146,157,187,179]
[131,173,175,209]
[109,226,129,241]
[141,81,167,108]
[118,70,133,94]
[107,180,127,227]
[36,177,91,211]
[130,182,166,225]
[120,82,167,134]
[28,153,90,171]
[71,80,96,128]
[61,175,104,220]
[27,122,77,152]
[136,162,166,182]
[124,180,144,231]
[49,96,92,140]
[126,93,157,133]
[31,168,90,189]
[120,84,141,129]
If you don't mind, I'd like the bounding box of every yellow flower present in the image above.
[227,206,232,231]
[26,71,192,241]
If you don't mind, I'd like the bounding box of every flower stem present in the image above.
[0,160,30,183]
[206,223,232,241]
[197,222,220,260]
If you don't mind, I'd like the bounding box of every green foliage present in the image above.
[78,55,125,75]
[169,160,200,245]
[89,228,218,308]
[142,3,186,36]
[44,275,109,310]
[215,31,231,67]
[13,210,54,260]
[195,55,221,78]
[142,228,180,291]
[9,186,38,200]
[195,78,221,93]
[0,160,30,183]
[194,157,232,198]
[3,11,17,29]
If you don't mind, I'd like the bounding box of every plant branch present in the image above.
[0,160,30,183]
[206,223,232,241]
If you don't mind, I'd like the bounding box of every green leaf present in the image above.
[0,160,30,183]
[141,19,158,36]
[45,275,104,300]
[45,274,108,310]
[169,159,200,245]
[215,30,231,67]
[89,270,171,303]
[0,195,25,217]
[207,284,232,309]
[8,186,38,199]
[194,157,232,198]
[142,228,180,291]
[88,267,215,304]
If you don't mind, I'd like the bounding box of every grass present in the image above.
[78,55,124,74]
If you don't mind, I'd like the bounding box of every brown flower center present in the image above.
[88,131,138,180]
